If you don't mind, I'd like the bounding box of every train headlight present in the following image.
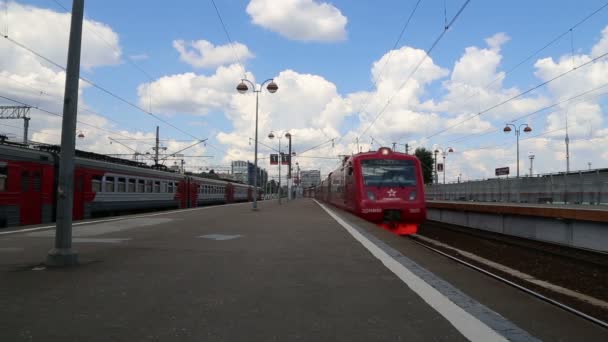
[367,191,376,200]
[409,190,417,200]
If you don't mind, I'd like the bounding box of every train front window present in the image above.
[361,159,416,187]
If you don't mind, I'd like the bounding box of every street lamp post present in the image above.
[268,131,291,204]
[434,147,454,184]
[237,78,278,210]
[503,123,532,178]
[285,132,293,201]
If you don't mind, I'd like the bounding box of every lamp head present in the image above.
[503,125,512,133]
[236,81,249,94]
[266,81,278,93]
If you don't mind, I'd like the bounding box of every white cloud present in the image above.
[246,0,347,42]
[137,63,249,115]
[173,40,254,69]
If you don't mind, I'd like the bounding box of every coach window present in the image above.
[105,176,115,192]
[167,182,173,193]
[128,179,136,193]
[0,166,7,191]
[145,180,152,193]
[117,178,126,192]
[92,176,102,193]
[154,181,160,193]
[137,179,145,193]
[161,181,167,193]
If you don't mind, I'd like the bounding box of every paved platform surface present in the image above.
[0,199,606,341]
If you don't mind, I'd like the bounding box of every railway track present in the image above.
[409,236,608,330]
[424,221,608,268]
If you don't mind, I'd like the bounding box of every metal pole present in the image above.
[392,142,396,150]
[23,117,30,144]
[154,125,159,165]
[443,153,446,184]
[253,90,259,210]
[278,138,282,205]
[405,143,409,154]
[46,0,84,266]
[516,129,520,178]
[434,151,438,184]
[287,134,292,201]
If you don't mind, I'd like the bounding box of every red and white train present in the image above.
[0,142,262,228]
[314,147,426,235]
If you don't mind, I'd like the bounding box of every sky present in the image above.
[0,0,607,183]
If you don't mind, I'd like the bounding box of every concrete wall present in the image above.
[428,208,608,253]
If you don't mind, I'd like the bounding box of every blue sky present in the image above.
[1,0,607,180]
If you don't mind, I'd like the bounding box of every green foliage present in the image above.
[414,147,434,184]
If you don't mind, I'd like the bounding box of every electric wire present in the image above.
[425,51,608,140]
[352,0,471,145]
[1,35,201,140]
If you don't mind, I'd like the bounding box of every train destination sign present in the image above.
[495,167,510,176]
[270,154,278,165]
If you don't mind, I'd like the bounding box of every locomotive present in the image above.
[0,141,261,228]
[314,147,426,235]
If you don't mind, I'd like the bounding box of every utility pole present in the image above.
[565,110,571,173]
[405,143,409,154]
[0,106,31,144]
[529,154,535,176]
[154,125,159,165]
[392,142,396,150]
[286,133,292,200]
[46,0,84,267]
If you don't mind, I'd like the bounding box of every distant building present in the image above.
[231,160,248,183]
[231,160,267,187]
[300,170,321,188]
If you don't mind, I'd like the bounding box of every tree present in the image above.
[414,147,434,184]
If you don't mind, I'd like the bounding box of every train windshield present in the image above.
[361,159,417,187]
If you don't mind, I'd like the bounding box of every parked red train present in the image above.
[0,142,262,228]
[314,147,426,235]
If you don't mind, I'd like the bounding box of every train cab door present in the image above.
[72,171,85,220]
[20,167,42,225]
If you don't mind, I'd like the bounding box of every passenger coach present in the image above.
[0,142,262,228]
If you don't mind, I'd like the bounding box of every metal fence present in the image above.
[425,169,608,205]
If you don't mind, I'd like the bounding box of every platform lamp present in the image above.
[237,78,278,210]
[434,147,454,184]
[503,123,532,178]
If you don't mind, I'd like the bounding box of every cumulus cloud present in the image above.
[137,64,249,115]
[173,39,254,69]
[134,27,608,180]
[0,2,124,148]
[246,0,347,42]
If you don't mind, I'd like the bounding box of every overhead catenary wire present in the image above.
[0,94,159,143]
[425,50,608,140]
[349,0,423,127]
[1,35,202,141]
[352,0,471,145]
[452,1,608,112]
[209,0,245,77]
[430,82,608,148]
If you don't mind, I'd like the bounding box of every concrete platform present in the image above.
[0,200,606,341]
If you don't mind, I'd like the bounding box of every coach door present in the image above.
[20,168,42,225]
[72,171,85,220]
